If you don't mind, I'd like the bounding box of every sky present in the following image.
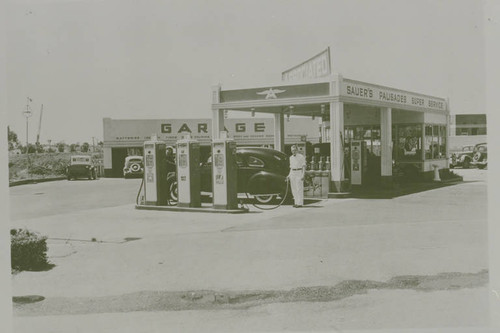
[5,0,486,144]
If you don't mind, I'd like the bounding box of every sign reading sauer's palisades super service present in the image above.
[341,79,447,111]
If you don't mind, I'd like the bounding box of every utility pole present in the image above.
[23,97,33,154]
[36,104,43,147]
[92,136,95,153]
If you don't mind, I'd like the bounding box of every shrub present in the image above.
[28,164,51,175]
[11,228,52,272]
[54,160,70,175]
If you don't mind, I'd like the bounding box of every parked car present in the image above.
[449,144,477,169]
[67,155,98,180]
[166,147,291,204]
[470,143,487,169]
[123,156,144,178]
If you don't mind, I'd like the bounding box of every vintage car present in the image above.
[449,145,477,169]
[166,147,291,204]
[123,156,144,178]
[470,143,487,169]
[67,155,98,180]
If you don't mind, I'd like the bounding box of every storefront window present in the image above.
[371,128,381,157]
[424,125,433,159]
[397,124,422,161]
[392,125,397,160]
[433,125,440,158]
[439,125,446,158]
[344,128,353,145]
[344,126,381,157]
[424,124,446,159]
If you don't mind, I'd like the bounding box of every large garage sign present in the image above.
[342,79,447,111]
[103,118,320,145]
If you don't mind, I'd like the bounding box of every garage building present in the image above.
[102,117,320,177]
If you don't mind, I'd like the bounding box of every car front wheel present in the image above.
[167,178,178,202]
[463,158,470,169]
[253,194,275,204]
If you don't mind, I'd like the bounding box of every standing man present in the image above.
[287,144,306,208]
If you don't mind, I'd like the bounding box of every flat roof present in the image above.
[212,75,448,115]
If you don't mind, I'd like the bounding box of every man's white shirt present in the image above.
[289,153,306,170]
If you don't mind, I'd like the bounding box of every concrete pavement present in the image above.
[10,169,490,331]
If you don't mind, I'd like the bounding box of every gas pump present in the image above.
[351,140,368,185]
[212,134,238,210]
[176,134,201,208]
[143,139,169,205]
[350,140,366,185]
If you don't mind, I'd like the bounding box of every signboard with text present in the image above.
[103,118,320,145]
[342,79,447,111]
[282,47,332,82]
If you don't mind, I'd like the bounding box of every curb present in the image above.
[9,177,66,187]
[135,204,250,214]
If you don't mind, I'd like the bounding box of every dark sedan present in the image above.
[67,155,98,180]
[470,143,487,169]
[167,147,290,204]
[450,143,487,169]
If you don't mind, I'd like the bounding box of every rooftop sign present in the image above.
[282,47,332,82]
[103,118,320,144]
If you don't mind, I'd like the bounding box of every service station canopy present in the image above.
[211,76,448,117]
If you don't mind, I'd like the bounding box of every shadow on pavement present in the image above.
[350,180,464,199]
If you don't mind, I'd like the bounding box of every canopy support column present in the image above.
[329,101,344,192]
[274,113,285,152]
[211,85,224,139]
[380,107,393,188]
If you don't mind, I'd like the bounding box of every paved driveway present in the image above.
[10,170,490,331]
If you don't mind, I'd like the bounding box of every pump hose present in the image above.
[136,177,144,205]
[245,177,290,211]
[137,176,178,206]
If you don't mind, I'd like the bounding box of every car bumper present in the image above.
[123,170,144,177]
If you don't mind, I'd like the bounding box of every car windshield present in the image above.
[476,146,487,153]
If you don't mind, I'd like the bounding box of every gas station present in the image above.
[134,48,450,211]
[211,73,450,195]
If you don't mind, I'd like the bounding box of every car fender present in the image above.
[246,171,286,195]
